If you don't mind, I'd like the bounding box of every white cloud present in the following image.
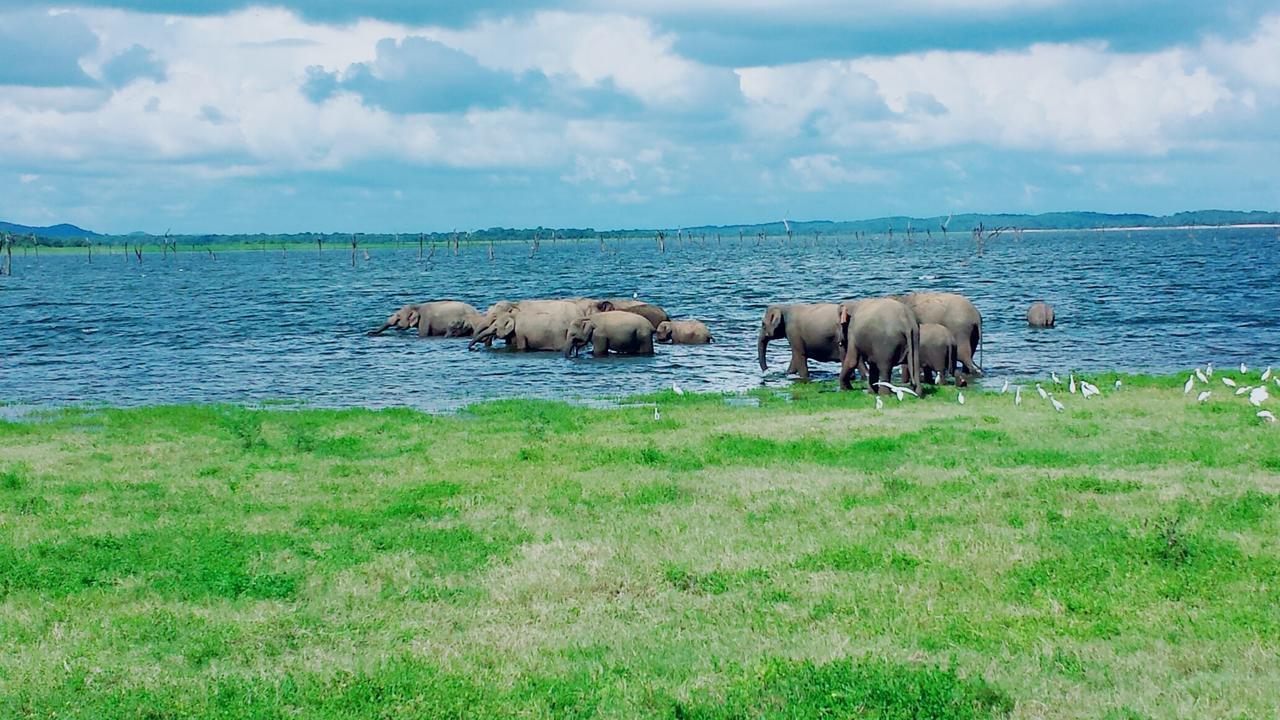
[788,154,887,190]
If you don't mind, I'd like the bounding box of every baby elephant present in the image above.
[563,311,655,358]
[919,323,959,386]
[655,320,713,344]
[1027,301,1055,328]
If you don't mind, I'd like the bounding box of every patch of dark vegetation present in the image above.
[706,434,907,470]
[628,480,682,507]
[1008,513,1276,630]
[0,528,298,600]
[673,657,1012,719]
[796,544,920,573]
[218,407,266,451]
[1,462,29,490]
[1052,474,1143,495]
[663,564,771,595]
[1208,490,1277,528]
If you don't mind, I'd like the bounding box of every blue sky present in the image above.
[1,1,1278,234]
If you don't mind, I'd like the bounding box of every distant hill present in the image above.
[0,221,99,238]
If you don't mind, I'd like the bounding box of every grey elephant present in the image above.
[563,312,656,357]
[918,322,958,385]
[472,298,611,346]
[895,292,982,380]
[605,299,670,328]
[368,300,482,337]
[757,303,843,380]
[837,298,921,395]
[656,320,713,344]
[468,303,587,351]
[1027,301,1055,328]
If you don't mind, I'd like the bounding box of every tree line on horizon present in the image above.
[2,209,1278,247]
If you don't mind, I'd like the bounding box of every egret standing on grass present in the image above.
[1198,391,1212,403]
[1050,395,1065,412]
[1037,384,1048,400]
[958,391,965,405]
[1262,367,1273,382]
[1069,375,1077,394]
[1223,377,1238,388]
[1184,375,1195,394]
[1250,386,1269,407]
[875,396,883,411]
[672,381,684,396]
[1196,368,1208,384]
[1241,363,1248,374]
[1000,379,1009,394]
[1259,411,1277,423]
[1015,386,1023,406]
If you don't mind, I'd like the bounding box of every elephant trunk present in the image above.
[367,322,393,336]
[563,340,578,358]
[468,326,493,351]
[757,334,769,371]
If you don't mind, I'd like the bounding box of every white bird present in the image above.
[1223,377,1237,388]
[1015,386,1023,406]
[1195,369,1208,384]
[632,290,639,299]
[1241,362,1248,374]
[874,382,917,401]
[1051,371,1061,385]
[1050,395,1065,412]
[1081,382,1100,399]
[1250,386,1269,407]
[1069,375,1077,394]
[672,381,684,396]
[1207,362,1215,377]
[1197,390,1212,402]
[958,391,965,405]
[1259,410,1277,423]
[1275,377,1280,388]
[1235,385,1252,396]
[1262,366,1272,382]
[875,396,883,411]
[1000,379,1009,394]
[1184,375,1195,394]
[1114,379,1122,391]
[1036,384,1048,400]
[653,405,661,421]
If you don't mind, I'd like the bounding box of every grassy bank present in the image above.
[1,374,1278,718]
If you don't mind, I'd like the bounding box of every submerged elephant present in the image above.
[757,303,843,380]
[656,320,713,344]
[605,299,669,328]
[838,298,921,395]
[895,292,982,380]
[1027,301,1056,328]
[563,311,655,357]
[918,322,958,386]
[368,300,483,337]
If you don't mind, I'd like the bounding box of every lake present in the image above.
[3,227,1278,410]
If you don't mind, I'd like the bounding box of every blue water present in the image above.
[3,228,1278,410]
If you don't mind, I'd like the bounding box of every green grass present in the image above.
[1,373,1278,718]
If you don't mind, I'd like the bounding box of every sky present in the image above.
[1,1,1278,234]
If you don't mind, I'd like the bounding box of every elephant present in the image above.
[894,292,982,380]
[918,323,958,386]
[472,298,612,346]
[838,298,921,395]
[757,303,843,380]
[368,300,482,337]
[605,299,670,328]
[1027,301,1056,328]
[656,320,713,344]
[468,308,582,352]
[563,311,656,357]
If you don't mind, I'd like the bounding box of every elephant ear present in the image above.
[762,306,782,336]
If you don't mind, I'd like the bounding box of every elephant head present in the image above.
[655,321,674,343]
[757,305,786,370]
[563,317,596,357]
[368,304,418,336]
[468,314,516,350]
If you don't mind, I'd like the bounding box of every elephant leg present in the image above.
[866,361,882,395]
[789,347,810,380]
[641,335,654,355]
[417,319,431,338]
[839,354,857,390]
[593,336,609,357]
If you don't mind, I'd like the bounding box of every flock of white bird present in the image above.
[1183,362,1276,423]
[656,363,1277,423]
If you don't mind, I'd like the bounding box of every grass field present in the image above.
[2,373,1278,719]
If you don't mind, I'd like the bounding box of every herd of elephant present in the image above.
[367,297,713,358]
[367,292,1059,397]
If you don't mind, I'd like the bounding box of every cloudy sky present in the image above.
[1,1,1278,234]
